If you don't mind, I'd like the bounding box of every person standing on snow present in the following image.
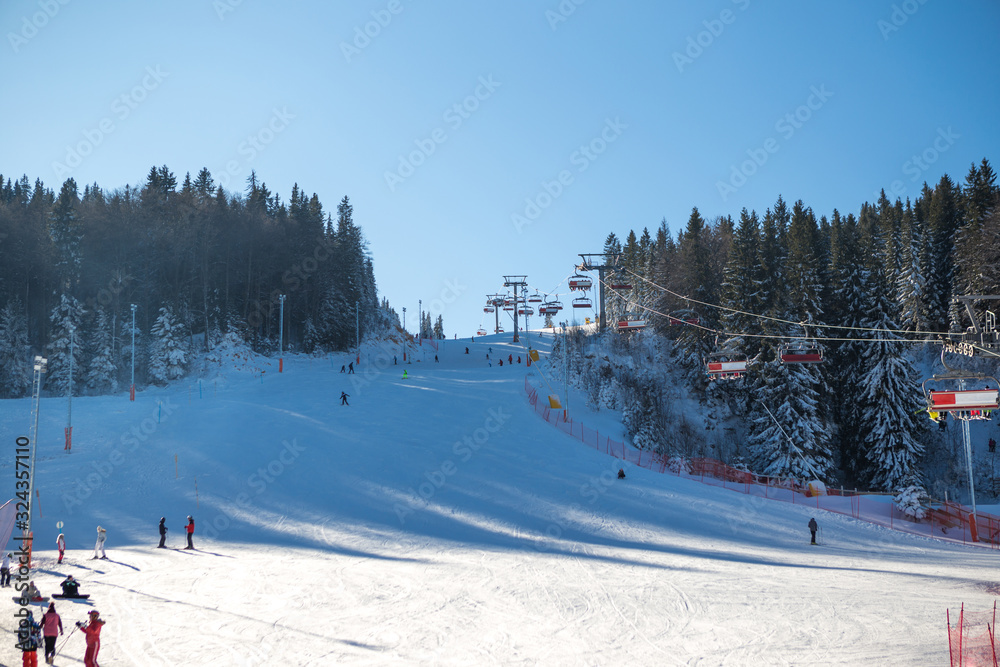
[185,516,195,550]
[18,609,41,667]
[41,602,62,665]
[93,526,107,560]
[77,609,105,667]
[340,392,349,406]
[1,552,11,587]
[808,517,818,545]
[158,518,167,548]
[56,533,66,564]
[348,361,354,374]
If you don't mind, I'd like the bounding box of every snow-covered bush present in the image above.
[666,456,691,475]
[893,484,929,521]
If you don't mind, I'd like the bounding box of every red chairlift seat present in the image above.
[610,282,632,290]
[476,328,487,336]
[518,307,535,316]
[705,358,748,380]
[528,293,543,303]
[572,296,592,309]
[483,306,495,313]
[569,275,593,291]
[617,319,646,331]
[778,343,822,364]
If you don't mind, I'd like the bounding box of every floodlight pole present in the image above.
[66,323,74,451]
[402,307,407,362]
[130,304,137,401]
[278,294,285,372]
[26,356,47,551]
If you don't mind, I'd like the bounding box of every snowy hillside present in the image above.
[0,333,995,666]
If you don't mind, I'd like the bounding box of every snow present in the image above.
[0,332,996,665]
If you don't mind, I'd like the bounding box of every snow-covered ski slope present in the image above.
[0,333,995,666]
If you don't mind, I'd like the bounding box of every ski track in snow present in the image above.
[0,334,996,665]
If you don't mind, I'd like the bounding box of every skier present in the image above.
[990,437,997,453]
[340,392,349,406]
[1,552,11,587]
[434,355,439,362]
[158,517,167,548]
[40,602,62,665]
[403,369,408,379]
[808,517,818,545]
[185,516,195,550]
[340,365,346,373]
[348,362,354,374]
[19,609,40,667]
[508,354,513,364]
[517,356,521,364]
[93,526,107,560]
[77,609,105,667]
[499,360,503,367]
[618,468,626,479]
[394,355,397,365]
[465,347,469,354]
[56,533,65,564]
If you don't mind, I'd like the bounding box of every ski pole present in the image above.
[55,624,78,656]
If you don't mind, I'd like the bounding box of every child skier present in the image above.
[77,609,105,667]
[56,534,65,564]
[18,609,41,667]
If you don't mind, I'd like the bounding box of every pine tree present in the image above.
[433,314,444,339]
[49,178,83,287]
[46,293,86,395]
[86,307,118,394]
[0,299,31,397]
[148,306,188,385]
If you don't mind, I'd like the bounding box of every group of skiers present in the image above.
[18,602,103,666]
[11,516,195,664]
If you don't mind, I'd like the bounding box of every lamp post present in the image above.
[25,355,47,563]
[130,304,137,401]
[278,294,286,373]
[66,322,74,451]
[402,307,407,363]
[356,300,359,363]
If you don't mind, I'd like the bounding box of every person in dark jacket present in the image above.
[617,468,626,479]
[158,517,167,548]
[808,517,818,545]
[340,392,349,406]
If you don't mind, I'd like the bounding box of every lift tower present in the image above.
[577,253,623,333]
[503,275,528,343]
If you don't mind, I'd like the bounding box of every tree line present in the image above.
[575,158,998,493]
[0,167,391,396]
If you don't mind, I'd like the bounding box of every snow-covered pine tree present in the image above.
[0,299,31,397]
[86,307,118,394]
[433,314,444,339]
[46,293,86,395]
[148,306,188,385]
[895,201,929,335]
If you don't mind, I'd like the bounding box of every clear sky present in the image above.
[2,0,998,338]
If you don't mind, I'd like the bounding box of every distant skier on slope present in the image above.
[56,533,66,564]
[808,517,818,545]
[185,516,195,550]
[1,552,11,587]
[158,518,167,548]
[618,468,626,479]
[340,392,349,406]
[348,362,354,374]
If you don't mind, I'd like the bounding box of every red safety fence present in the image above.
[524,376,1000,550]
[948,602,998,667]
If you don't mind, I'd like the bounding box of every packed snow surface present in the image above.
[0,333,995,666]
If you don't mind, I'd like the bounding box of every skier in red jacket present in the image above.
[185,516,195,550]
[77,609,105,667]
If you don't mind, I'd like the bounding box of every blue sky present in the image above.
[2,0,998,338]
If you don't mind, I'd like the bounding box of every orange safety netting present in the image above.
[524,376,1000,550]
[948,603,998,667]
